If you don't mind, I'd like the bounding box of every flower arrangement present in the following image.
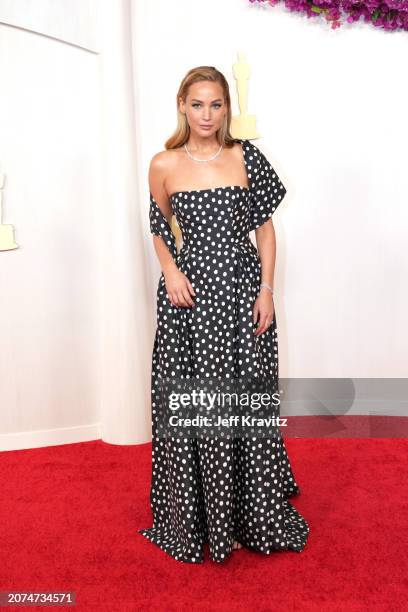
[248,0,408,31]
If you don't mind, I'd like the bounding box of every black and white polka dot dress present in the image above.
[138,138,309,563]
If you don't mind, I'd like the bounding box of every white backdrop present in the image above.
[0,0,152,450]
[0,2,103,451]
[134,0,408,380]
[0,0,407,451]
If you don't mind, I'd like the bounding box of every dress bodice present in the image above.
[171,185,254,256]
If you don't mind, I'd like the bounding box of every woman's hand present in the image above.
[253,288,275,336]
[164,267,195,308]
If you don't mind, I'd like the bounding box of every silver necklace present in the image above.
[184,143,223,163]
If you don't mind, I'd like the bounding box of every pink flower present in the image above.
[248,0,408,31]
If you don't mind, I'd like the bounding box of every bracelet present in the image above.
[260,282,274,295]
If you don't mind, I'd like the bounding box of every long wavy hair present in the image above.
[165,66,236,150]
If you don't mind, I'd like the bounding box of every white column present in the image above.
[98,0,152,444]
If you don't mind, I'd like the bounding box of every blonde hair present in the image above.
[165,66,236,150]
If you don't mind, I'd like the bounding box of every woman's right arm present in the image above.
[149,154,195,309]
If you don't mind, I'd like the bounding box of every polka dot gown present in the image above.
[138,139,310,563]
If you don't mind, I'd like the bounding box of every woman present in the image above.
[139,66,309,563]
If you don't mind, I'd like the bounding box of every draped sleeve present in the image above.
[149,191,177,261]
[245,141,287,232]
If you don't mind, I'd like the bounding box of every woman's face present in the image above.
[179,81,227,139]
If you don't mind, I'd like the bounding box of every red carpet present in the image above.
[1,438,407,611]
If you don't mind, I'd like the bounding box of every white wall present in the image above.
[0,0,152,451]
[133,0,408,378]
[0,0,407,451]
[0,0,99,50]
[0,16,103,450]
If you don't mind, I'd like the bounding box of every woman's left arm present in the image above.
[253,219,276,336]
